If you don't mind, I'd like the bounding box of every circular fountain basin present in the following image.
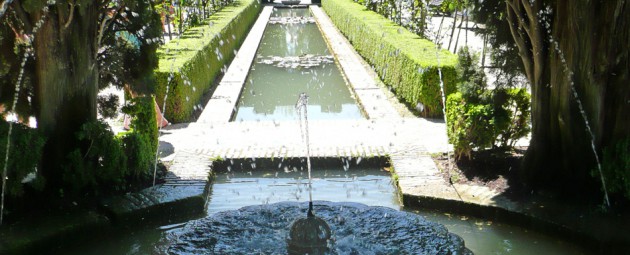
[163,201,472,254]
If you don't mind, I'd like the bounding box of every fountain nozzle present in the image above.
[307,201,314,217]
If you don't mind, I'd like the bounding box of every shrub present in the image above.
[155,0,261,122]
[446,47,530,159]
[62,121,127,195]
[599,139,630,199]
[494,88,531,148]
[0,121,46,197]
[121,96,158,178]
[446,92,494,160]
[97,93,120,119]
[322,0,458,118]
[60,96,158,196]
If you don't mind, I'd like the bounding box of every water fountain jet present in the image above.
[0,0,54,225]
[287,92,332,254]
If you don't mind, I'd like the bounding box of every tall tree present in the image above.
[0,0,162,192]
[503,0,629,197]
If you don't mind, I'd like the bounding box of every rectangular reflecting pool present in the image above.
[232,8,364,121]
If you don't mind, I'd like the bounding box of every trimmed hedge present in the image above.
[322,0,458,118]
[155,0,261,122]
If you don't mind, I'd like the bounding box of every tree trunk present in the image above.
[448,3,458,51]
[453,9,465,53]
[507,0,630,195]
[32,3,99,189]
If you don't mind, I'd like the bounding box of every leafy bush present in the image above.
[97,93,120,119]
[0,121,46,197]
[446,92,494,159]
[60,96,158,196]
[493,88,531,148]
[155,0,261,122]
[62,121,127,195]
[323,0,458,118]
[122,96,158,178]
[599,139,630,199]
[446,47,530,159]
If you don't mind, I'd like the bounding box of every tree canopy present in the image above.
[0,0,162,196]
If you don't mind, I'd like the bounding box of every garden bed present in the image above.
[432,147,527,197]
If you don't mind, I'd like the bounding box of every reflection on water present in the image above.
[207,167,399,215]
[233,8,363,121]
[411,209,589,255]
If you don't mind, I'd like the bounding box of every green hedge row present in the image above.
[322,0,458,117]
[155,0,261,122]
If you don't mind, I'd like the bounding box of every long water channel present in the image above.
[232,8,363,121]
[57,6,589,254]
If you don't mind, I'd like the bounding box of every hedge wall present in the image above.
[155,0,261,122]
[322,0,458,117]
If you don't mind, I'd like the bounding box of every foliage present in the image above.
[155,0,236,35]
[323,0,458,118]
[1,0,163,119]
[446,92,491,159]
[446,47,530,160]
[155,0,261,122]
[470,0,528,90]
[60,96,158,196]
[493,88,530,148]
[353,0,428,37]
[97,94,120,119]
[98,0,164,94]
[122,96,158,178]
[455,47,486,103]
[0,0,164,197]
[0,120,46,197]
[599,139,630,199]
[61,121,127,195]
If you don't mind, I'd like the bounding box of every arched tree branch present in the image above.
[63,1,75,29]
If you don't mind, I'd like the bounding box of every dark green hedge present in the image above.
[322,0,458,117]
[61,96,159,196]
[155,0,261,122]
[0,121,46,197]
[601,138,630,199]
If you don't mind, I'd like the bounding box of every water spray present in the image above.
[549,38,610,208]
[295,92,313,215]
[1,0,55,226]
